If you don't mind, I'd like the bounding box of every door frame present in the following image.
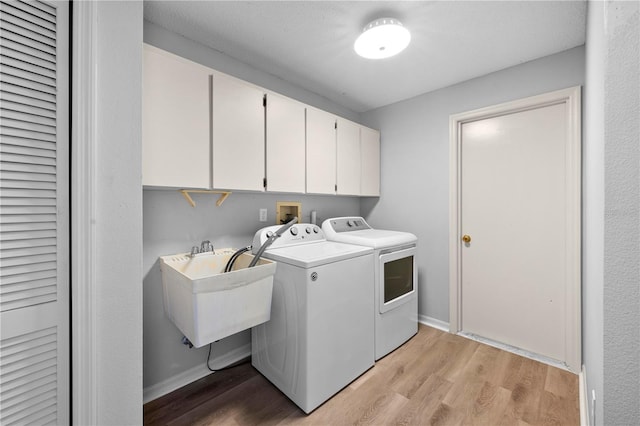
[72,1,98,423]
[448,86,582,372]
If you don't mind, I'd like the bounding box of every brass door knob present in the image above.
[462,235,471,243]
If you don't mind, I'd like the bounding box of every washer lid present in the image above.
[263,241,373,268]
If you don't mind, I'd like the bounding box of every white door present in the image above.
[450,87,581,371]
[0,0,69,423]
[142,45,211,189]
[265,92,305,193]
[306,107,336,195]
[212,72,265,191]
[336,118,360,195]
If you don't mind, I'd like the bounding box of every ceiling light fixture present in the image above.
[354,17,411,59]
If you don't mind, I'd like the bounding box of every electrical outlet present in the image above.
[259,208,267,222]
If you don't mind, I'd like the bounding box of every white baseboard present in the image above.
[418,314,450,332]
[579,365,589,426]
[143,343,251,404]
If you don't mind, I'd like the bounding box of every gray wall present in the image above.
[602,1,640,424]
[142,22,365,391]
[360,46,586,323]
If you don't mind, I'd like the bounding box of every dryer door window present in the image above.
[384,255,413,303]
[379,247,417,313]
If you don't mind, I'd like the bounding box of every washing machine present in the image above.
[251,223,374,414]
[322,217,418,360]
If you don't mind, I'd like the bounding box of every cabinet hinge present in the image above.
[263,95,267,107]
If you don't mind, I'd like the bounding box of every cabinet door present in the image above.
[266,93,305,193]
[142,45,210,188]
[336,118,361,195]
[306,108,336,194]
[212,72,265,191]
[360,126,380,196]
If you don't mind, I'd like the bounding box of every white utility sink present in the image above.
[160,250,276,348]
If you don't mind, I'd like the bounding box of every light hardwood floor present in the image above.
[144,325,579,425]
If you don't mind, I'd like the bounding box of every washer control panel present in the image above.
[253,223,323,250]
[324,217,371,233]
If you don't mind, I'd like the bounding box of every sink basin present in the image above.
[160,250,277,347]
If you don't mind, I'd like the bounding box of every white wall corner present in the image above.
[73,1,144,423]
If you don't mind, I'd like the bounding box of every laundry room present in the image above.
[22,0,635,424]
[140,0,591,421]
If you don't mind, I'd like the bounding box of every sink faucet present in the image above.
[200,240,214,253]
[190,240,215,257]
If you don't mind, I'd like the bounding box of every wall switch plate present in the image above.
[259,208,267,222]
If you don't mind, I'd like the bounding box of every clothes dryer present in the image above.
[322,217,418,360]
[251,223,374,414]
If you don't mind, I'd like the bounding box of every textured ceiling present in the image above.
[143,1,586,113]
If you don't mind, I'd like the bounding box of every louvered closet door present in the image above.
[0,1,69,424]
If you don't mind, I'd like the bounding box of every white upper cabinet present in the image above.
[142,45,380,197]
[360,126,381,196]
[307,113,381,196]
[336,118,361,196]
[265,93,306,193]
[212,72,265,191]
[142,45,211,188]
[306,108,337,195]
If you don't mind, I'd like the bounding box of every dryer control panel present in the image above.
[252,223,324,250]
[324,217,372,233]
